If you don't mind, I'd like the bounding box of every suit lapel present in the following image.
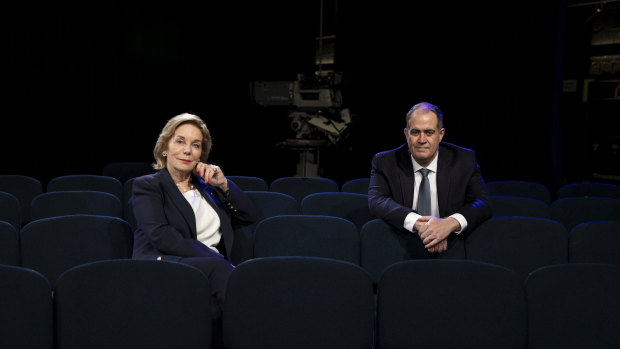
[197,182,223,218]
[160,169,198,239]
[436,145,451,217]
[397,145,415,209]
[197,181,234,258]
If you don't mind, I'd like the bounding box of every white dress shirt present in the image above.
[403,153,468,234]
[183,189,223,252]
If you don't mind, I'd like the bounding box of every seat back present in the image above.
[526,263,620,349]
[20,215,133,284]
[490,195,550,218]
[558,182,620,199]
[569,221,620,264]
[0,191,21,229]
[341,178,370,194]
[101,161,155,184]
[360,218,430,285]
[376,260,526,349]
[550,197,620,231]
[123,198,137,231]
[465,216,568,282]
[486,180,551,204]
[301,192,372,230]
[30,190,122,221]
[229,226,254,265]
[123,177,136,206]
[254,215,360,264]
[245,191,299,228]
[0,265,53,349]
[47,174,123,200]
[227,175,269,191]
[54,259,211,349]
[0,221,19,266]
[270,176,339,203]
[0,175,43,226]
[123,178,137,229]
[223,256,374,349]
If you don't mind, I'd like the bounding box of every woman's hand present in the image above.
[195,162,228,192]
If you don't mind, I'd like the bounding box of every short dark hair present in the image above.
[406,102,444,130]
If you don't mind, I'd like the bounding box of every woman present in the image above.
[131,113,256,319]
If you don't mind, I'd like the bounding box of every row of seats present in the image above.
[6,166,620,205]
[225,176,620,204]
[3,173,620,225]
[4,184,618,234]
[0,215,132,283]
[2,172,619,221]
[251,216,620,285]
[489,195,620,230]
[0,174,131,227]
[2,258,619,348]
[0,259,211,349]
[0,174,366,228]
[244,191,620,231]
[99,161,620,202]
[486,179,620,203]
[2,212,619,287]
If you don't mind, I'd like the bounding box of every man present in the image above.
[368,102,492,258]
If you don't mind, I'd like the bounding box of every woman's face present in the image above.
[165,123,203,175]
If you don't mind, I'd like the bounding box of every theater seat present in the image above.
[30,191,123,221]
[0,221,19,266]
[486,180,551,204]
[376,260,526,349]
[466,216,568,283]
[526,263,620,349]
[227,175,269,191]
[253,215,360,264]
[341,178,370,194]
[557,182,620,199]
[54,259,212,349]
[270,176,339,203]
[550,197,620,231]
[0,175,43,226]
[569,221,620,265]
[301,192,372,230]
[0,265,53,349]
[47,174,123,201]
[223,256,374,349]
[20,214,133,284]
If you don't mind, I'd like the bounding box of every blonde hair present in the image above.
[153,113,212,170]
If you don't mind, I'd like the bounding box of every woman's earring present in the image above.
[162,151,167,157]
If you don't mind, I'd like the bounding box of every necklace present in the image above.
[175,179,195,193]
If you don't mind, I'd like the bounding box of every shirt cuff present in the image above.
[403,212,422,233]
[449,213,468,235]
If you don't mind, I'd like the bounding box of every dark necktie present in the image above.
[417,168,431,216]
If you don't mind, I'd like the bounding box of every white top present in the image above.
[183,189,222,252]
[403,153,467,234]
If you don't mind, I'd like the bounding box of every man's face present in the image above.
[404,110,445,167]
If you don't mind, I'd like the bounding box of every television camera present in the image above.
[251,72,352,145]
[250,72,352,176]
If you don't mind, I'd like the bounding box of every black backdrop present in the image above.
[4,0,579,191]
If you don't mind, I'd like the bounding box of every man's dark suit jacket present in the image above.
[369,142,492,239]
[131,168,255,261]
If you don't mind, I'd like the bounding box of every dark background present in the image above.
[3,0,619,192]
